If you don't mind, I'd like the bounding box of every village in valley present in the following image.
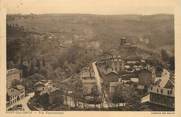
[6,14,175,111]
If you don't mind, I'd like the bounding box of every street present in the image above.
[92,62,109,108]
[7,92,35,111]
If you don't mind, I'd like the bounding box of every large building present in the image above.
[146,69,175,109]
[97,55,146,75]
[6,68,25,106]
[80,66,97,94]
[6,85,25,106]
[97,55,125,74]
[34,80,54,96]
[80,66,103,94]
[149,85,174,109]
[7,68,22,88]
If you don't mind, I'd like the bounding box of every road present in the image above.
[92,62,109,108]
[92,62,102,94]
[7,92,35,111]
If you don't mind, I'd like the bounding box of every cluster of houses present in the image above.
[34,80,63,104]
[97,54,147,75]
[102,68,154,95]
[34,80,56,96]
[97,54,154,90]
[34,79,64,106]
[79,52,175,110]
[101,57,175,109]
[6,68,25,106]
[6,68,64,109]
[80,57,153,94]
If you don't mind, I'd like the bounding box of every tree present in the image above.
[36,59,41,70]
[161,49,169,62]
[11,79,21,87]
[91,85,101,108]
[111,85,125,108]
[50,89,64,106]
[6,93,10,102]
[111,84,138,109]
[37,93,49,109]
[42,58,46,67]
[7,60,15,69]
[18,63,29,77]
[126,94,142,111]
[72,79,84,108]
[168,56,175,71]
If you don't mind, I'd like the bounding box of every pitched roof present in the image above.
[159,69,170,88]
[16,85,25,90]
[105,72,120,82]
[7,68,21,76]
[34,81,45,86]
[121,73,138,79]
[7,88,21,97]
[130,78,139,83]
[164,80,174,89]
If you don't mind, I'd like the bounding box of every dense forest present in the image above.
[7,24,97,83]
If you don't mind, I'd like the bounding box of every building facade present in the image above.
[7,85,25,106]
[80,66,97,94]
[148,69,175,109]
[7,68,22,88]
[149,86,174,108]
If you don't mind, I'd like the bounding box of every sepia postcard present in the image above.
[0,0,181,117]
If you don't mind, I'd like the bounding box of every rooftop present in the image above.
[7,68,21,75]
[158,69,174,88]
[7,88,21,97]
[104,72,120,82]
[15,85,25,90]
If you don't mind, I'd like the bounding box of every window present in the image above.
[167,90,170,95]
[157,89,159,93]
[170,90,172,94]
[161,89,163,93]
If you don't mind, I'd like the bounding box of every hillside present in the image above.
[7,14,174,53]
[6,14,175,90]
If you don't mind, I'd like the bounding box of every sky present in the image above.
[6,0,175,15]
